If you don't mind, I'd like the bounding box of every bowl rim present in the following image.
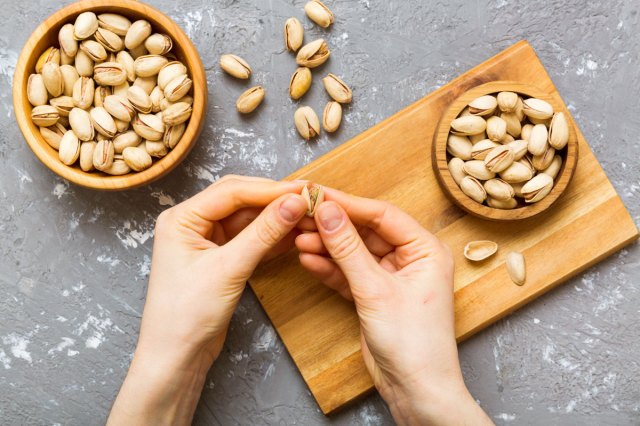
[432,80,578,221]
[12,0,207,191]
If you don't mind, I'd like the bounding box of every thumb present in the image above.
[224,194,307,274]
[315,201,382,288]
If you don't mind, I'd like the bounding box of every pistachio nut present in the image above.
[532,146,556,171]
[134,55,169,78]
[289,67,312,100]
[36,47,60,73]
[93,139,115,171]
[219,54,252,79]
[123,146,152,171]
[460,176,487,204]
[98,13,131,36]
[94,27,123,53]
[501,133,515,144]
[41,62,64,97]
[523,98,554,120]
[487,197,518,210]
[304,0,334,28]
[511,182,525,198]
[133,76,156,95]
[113,82,130,97]
[145,140,168,157]
[541,155,562,180]
[49,96,74,117]
[514,96,525,121]
[296,39,330,68]
[129,44,149,60]
[548,112,569,150]
[518,155,535,174]
[499,161,534,183]
[163,102,192,125]
[103,159,131,175]
[74,51,94,77]
[158,61,187,90]
[463,160,496,180]
[448,157,466,186]
[470,139,500,160]
[60,65,79,97]
[497,91,518,112]
[133,113,165,141]
[469,131,486,144]
[150,86,164,113]
[236,86,265,114]
[164,74,192,102]
[468,95,497,116]
[322,73,352,104]
[60,51,74,66]
[117,120,130,133]
[79,141,96,172]
[73,12,98,40]
[72,77,95,109]
[464,240,498,261]
[27,74,48,106]
[127,85,153,113]
[298,183,323,217]
[486,116,507,142]
[58,24,78,57]
[484,178,515,201]
[528,123,549,156]
[528,116,551,126]
[113,130,142,153]
[501,112,521,138]
[114,51,135,83]
[322,101,342,133]
[506,252,526,285]
[69,107,94,141]
[103,95,136,122]
[520,123,533,142]
[93,85,112,107]
[521,173,554,203]
[284,17,304,52]
[31,105,60,127]
[484,145,515,173]
[125,20,152,50]
[79,40,107,62]
[90,106,117,138]
[58,116,70,128]
[39,123,66,150]
[447,134,472,160]
[450,115,486,136]
[294,106,320,140]
[507,139,529,161]
[163,123,186,149]
[459,106,472,117]
[160,96,193,111]
[91,62,127,86]
[145,33,173,55]
[59,130,80,165]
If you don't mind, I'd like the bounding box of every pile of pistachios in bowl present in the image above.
[28,12,194,175]
[218,0,353,140]
[446,91,570,209]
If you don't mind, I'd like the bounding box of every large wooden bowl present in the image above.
[432,81,578,221]
[12,0,207,190]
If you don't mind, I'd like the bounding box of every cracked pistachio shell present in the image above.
[484,145,515,173]
[486,115,507,142]
[90,106,117,138]
[127,85,153,113]
[58,24,78,57]
[79,141,96,172]
[42,62,64,97]
[27,74,48,106]
[93,62,127,86]
[304,0,334,28]
[115,51,136,82]
[160,96,193,111]
[296,39,330,68]
[289,67,312,100]
[36,47,60,73]
[94,27,123,52]
[541,155,563,180]
[220,54,251,79]
[497,91,518,112]
[39,123,66,150]
[134,55,169,78]
[294,106,320,140]
[448,157,466,186]
[507,139,529,161]
[506,252,526,285]
[322,101,342,133]
[98,13,132,36]
[470,139,500,160]
[93,139,115,171]
[103,95,136,122]
[523,98,554,120]
[163,123,186,150]
[532,146,556,171]
[301,183,325,216]
[460,176,487,204]
[104,159,131,175]
[499,161,534,183]
[133,76,156,95]
[50,96,74,117]
[59,130,80,165]
[125,20,152,50]
[31,105,60,127]
[501,112,521,138]
[487,197,518,210]
[158,61,187,90]
[521,173,554,203]
[113,130,142,154]
[450,115,486,136]
[60,65,79,97]
[150,86,164,113]
[463,160,495,180]
[123,146,152,171]
[164,74,192,102]
[549,112,569,149]
[323,73,352,104]
[162,102,192,126]
[468,95,497,116]
[236,86,265,114]
[528,124,549,156]
[93,85,112,107]
[75,51,94,77]
[79,40,107,62]
[145,33,173,55]
[73,12,98,40]
[447,134,472,160]
[464,240,498,261]
[484,178,515,201]
[72,77,95,110]
[69,107,94,141]
[133,114,165,141]
[284,17,304,52]
[521,123,533,142]
[145,140,168,157]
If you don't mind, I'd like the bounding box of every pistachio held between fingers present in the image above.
[301,183,325,216]
[219,54,252,79]
[294,106,320,140]
[236,86,265,114]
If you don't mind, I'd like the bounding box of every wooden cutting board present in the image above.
[249,40,639,415]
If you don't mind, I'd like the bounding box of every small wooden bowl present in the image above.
[432,81,578,221]
[12,0,207,191]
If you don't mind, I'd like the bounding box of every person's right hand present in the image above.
[295,188,493,425]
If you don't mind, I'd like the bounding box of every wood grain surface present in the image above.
[249,40,639,415]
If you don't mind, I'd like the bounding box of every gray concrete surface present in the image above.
[0,0,638,424]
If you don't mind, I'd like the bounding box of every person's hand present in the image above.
[295,188,492,425]
[108,176,307,425]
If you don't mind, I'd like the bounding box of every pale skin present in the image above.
[107,175,493,426]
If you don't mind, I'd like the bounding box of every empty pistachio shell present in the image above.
[60,65,79,97]
[163,123,186,149]
[31,105,59,127]
[158,61,187,90]
[41,62,64,97]
[39,123,66,150]
[75,51,94,77]
[487,196,518,210]
[294,106,320,140]
[93,139,115,171]
[447,135,472,160]
[464,240,498,261]
[296,39,330,68]
[145,33,173,55]
[163,102,192,125]
[94,27,123,52]
[497,91,518,112]
[73,12,98,40]
[507,139,529,161]
[36,47,60,73]
[27,74,48,106]
[460,176,487,204]
[79,141,96,172]
[90,106,117,138]
[49,96,75,117]
[532,146,556,171]
[219,54,252,79]
[521,173,554,203]
[506,252,526,285]
[69,107,94,141]
[98,13,132,36]
[284,17,304,52]
[470,139,500,160]
[79,40,107,62]
[323,73,352,104]
[448,157,466,186]
[548,112,569,149]
[164,74,192,102]
[486,116,507,142]
[521,123,533,142]
[145,140,168,157]
[450,115,486,136]
[528,124,549,156]
[301,183,325,216]
[134,55,169,77]
[125,20,152,50]
[133,76,156,95]
[484,178,515,201]
[59,130,80,165]
[289,67,312,100]
[523,98,554,120]
[236,86,265,114]
[72,76,95,110]
[468,95,497,116]
[113,130,142,153]
[132,113,165,141]
[463,160,495,180]
[541,155,563,180]
[499,161,535,183]
[484,145,515,173]
[127,85,153,113]
[123,146,152,171]
[59,24,78,57]
[322,101,342,133]
[304,0,334,28]
[103,95,136,122]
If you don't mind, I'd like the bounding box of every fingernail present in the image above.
[279,196,306,222]
[318,203,343,231]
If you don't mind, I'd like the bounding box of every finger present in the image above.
[223,194,308,273]
[359,228,395,258]
[296,230,393,259]
[295,232,328,255]
[220,207,261,239]
[263,229,300,262]
[299,253,353,301]
[297,216,318,232]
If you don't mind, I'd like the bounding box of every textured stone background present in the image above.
[0,0,639,424]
